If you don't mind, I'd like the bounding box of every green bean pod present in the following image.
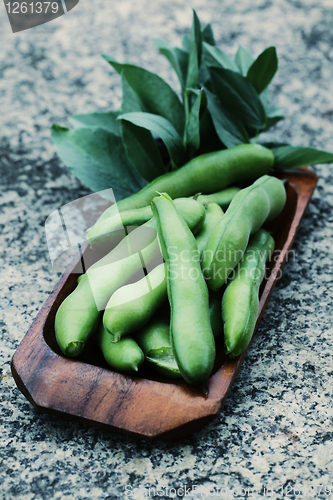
[87,196,205,250]
[202,175,286,291]
[135,311,181,379]
[87,205,152,250]
[55,237,160,357]
[195,206,225,340]
[197,187,241,210]
[103,263,167,341]
[104,202,224,342]
[151,193,215,390]
[98,144,274,218]
[55,197,205,358]
[195,202,224,256]
[95,321,144,373]
[89,187,235,249]
[222,229,275,357]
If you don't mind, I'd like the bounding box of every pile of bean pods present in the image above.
[55,143,287,391]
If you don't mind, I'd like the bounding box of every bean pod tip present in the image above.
[64,341,85,358]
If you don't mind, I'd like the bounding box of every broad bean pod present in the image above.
[89,187,238,250]
[55,197,205,357]
[135,309,181,379]
[87,196,205,250]
[87,205,152,250]
[202,175,286,291]
[103,263,167,342]
[103,201,225,343]
[222,229,275,357]
[55,237,160,357]
[195,202,225,340]
[151,193,215,390]
[95,320,144,373]
[195,202,224,256]
[197,187,241,210]
[98,144,274,219]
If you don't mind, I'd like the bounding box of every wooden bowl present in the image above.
[11,168,318,440]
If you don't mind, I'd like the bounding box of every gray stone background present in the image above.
[1,0,333,498]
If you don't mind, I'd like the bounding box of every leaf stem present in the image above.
[183,90,189,149]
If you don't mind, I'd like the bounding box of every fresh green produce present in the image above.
[86,143,274,221]
[222,229,275,357]
[202,175,286,291]
[87,218,157,272]
[135,309,181,379]
[55,197,205,357]
[95,320,144,373]
[104,201,224,343]
[87,204,153,249]
[103,263,167,341]
[55,237,159,357]
[151,193,215,389]
[196,187,241,210]
[51,9,333,390]
[51,10,333,210]
[87,185,236,250]
[195,202,224,256]
[195,203,226,340]
[88,196,205,249]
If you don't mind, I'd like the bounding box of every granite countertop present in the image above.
[1,0,333,498]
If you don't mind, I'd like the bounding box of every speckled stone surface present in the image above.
[1,0,333,498]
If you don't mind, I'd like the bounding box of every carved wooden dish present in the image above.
[11,167,318,440]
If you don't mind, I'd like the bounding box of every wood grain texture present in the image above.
[11,168,318,440]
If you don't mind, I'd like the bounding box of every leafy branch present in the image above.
[51,10,333,201]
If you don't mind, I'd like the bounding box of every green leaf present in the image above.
[154,38,186,91]
[120,75,165,181]
[192,10,202,64]
[203,42,239,72]
[182,34,191,51]
[69,111,121,135]
[188,87,208,114]
[199,109,224,154]
[264,105,284,130]
[260,88,269,109]
[185,10,202,90]
[202,23,215,46]
[175,47,190,89]
[120,121,166,182]
[265,115,284,130]
[186,90,202,153]
[259,87,284,132]
[205,88,249,147]
[198,60,212,87]
[118,112,185,168]
[235,46,254,75]
[121,75,143,114]
[103,55,185,135]
[247,47,278,95]
[51,124,147,201]
[266,105,284,118]
[271,145,333,169]
[209,67,266,132]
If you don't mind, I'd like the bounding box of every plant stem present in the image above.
[183,90,189,149]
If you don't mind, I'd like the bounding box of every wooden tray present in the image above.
[11,168,318,440]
